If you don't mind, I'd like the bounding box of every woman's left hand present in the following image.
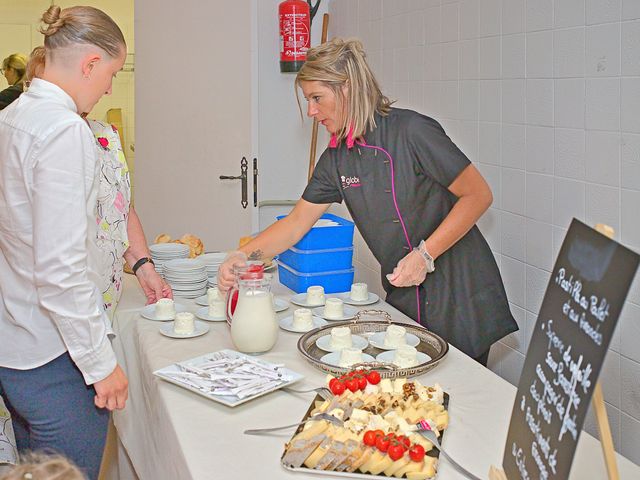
[386,249,428,287]
[136,262,173,304]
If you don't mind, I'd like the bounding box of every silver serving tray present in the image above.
[281,392,449,478]
[297,310,449,378]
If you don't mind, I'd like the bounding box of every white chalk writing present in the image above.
[512,443,530,480]
[518,263,604,478]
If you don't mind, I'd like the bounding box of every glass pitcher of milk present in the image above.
[228,272,278,354]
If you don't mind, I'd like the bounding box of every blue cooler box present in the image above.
[277,261,354,294]
[276,213,355,250]
[277,245,354,273]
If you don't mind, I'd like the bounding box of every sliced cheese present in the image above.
[393,459,425,478]
[368,454,395,475]
[384,455,411,476]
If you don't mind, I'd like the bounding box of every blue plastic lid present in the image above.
[287,245,354,254]
[277,260,354,277]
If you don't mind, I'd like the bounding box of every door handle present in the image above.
[253,157,258,208]
[219,157,248,208]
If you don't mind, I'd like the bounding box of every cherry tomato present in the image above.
[366,371,381,385]
[330,381,346,396]
[363,430,377,447]
[396,435,411,449]
[345,378,359,393]
[357,376,368,390]
[329,378,339,389]
[409,444,426,462]
[388,443,405,461]
[375,435,391,453]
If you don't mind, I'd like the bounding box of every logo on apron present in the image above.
[340,175,361,189]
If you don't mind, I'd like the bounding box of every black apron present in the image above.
[303,108,518,358]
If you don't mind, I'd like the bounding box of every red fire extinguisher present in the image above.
[279,0,320,73]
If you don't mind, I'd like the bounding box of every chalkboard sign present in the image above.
[503,219,639,480]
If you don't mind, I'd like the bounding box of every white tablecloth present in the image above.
[109,275,639,480]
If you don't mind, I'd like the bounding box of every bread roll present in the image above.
[239,236,253,248]
[180,233,204,258]
[154,233,172,244]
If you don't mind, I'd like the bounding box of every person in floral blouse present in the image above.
[89,119,172,314]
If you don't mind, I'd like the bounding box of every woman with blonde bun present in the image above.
[0,53,28,109]
[26,46,173,313]
[0,5,130,479]
[219,38,517,366]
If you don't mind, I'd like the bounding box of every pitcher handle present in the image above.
[225,286,237,327]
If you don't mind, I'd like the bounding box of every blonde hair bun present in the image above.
[40,5,64,36]
[37,5,125,58]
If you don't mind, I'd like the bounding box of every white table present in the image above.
[108,275,639,480]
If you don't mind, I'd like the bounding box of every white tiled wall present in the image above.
[328,0,640,464]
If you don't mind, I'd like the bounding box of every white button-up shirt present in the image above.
[0,78,116,385]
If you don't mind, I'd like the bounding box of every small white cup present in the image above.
[306,285,325,305]
[174,312,195,335]
[324,298,344,319]
[350,283,369,301]
[329,326,352,349]
[339,348,363,368]
[155,298,176,320]
[292,308,313,330]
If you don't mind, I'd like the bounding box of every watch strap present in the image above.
[415,240,435,273]
[132,256,154,275]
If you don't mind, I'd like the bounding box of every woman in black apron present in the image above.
[219,38,517,365]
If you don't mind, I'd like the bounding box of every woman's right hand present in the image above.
[217,250,247,293]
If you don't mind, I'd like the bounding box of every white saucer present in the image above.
[315,334,369,353]
[195,306,227,322]
[140,302,188,321]
[311,304,359,321]
[273,297,289,313]
[320,351,375,368]
[290,292,325,308]
[197,295,285,312]
[335,292,380,306]
[375,350,431,368]
[195,294,209,306]
[159,320,210,339]
[279,315,327,333]
[368,331,421,350]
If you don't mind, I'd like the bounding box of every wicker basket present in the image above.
[296,310,448,378]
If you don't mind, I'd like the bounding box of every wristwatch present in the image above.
[132,256,155,275]
[415,240,435,273]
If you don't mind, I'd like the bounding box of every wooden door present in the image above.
[134,0,253,252]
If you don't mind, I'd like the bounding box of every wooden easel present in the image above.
[489,223,620,480]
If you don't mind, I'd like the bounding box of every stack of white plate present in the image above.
[149,243,190,276]
[162,258,208,298]
[199,252,226,286]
